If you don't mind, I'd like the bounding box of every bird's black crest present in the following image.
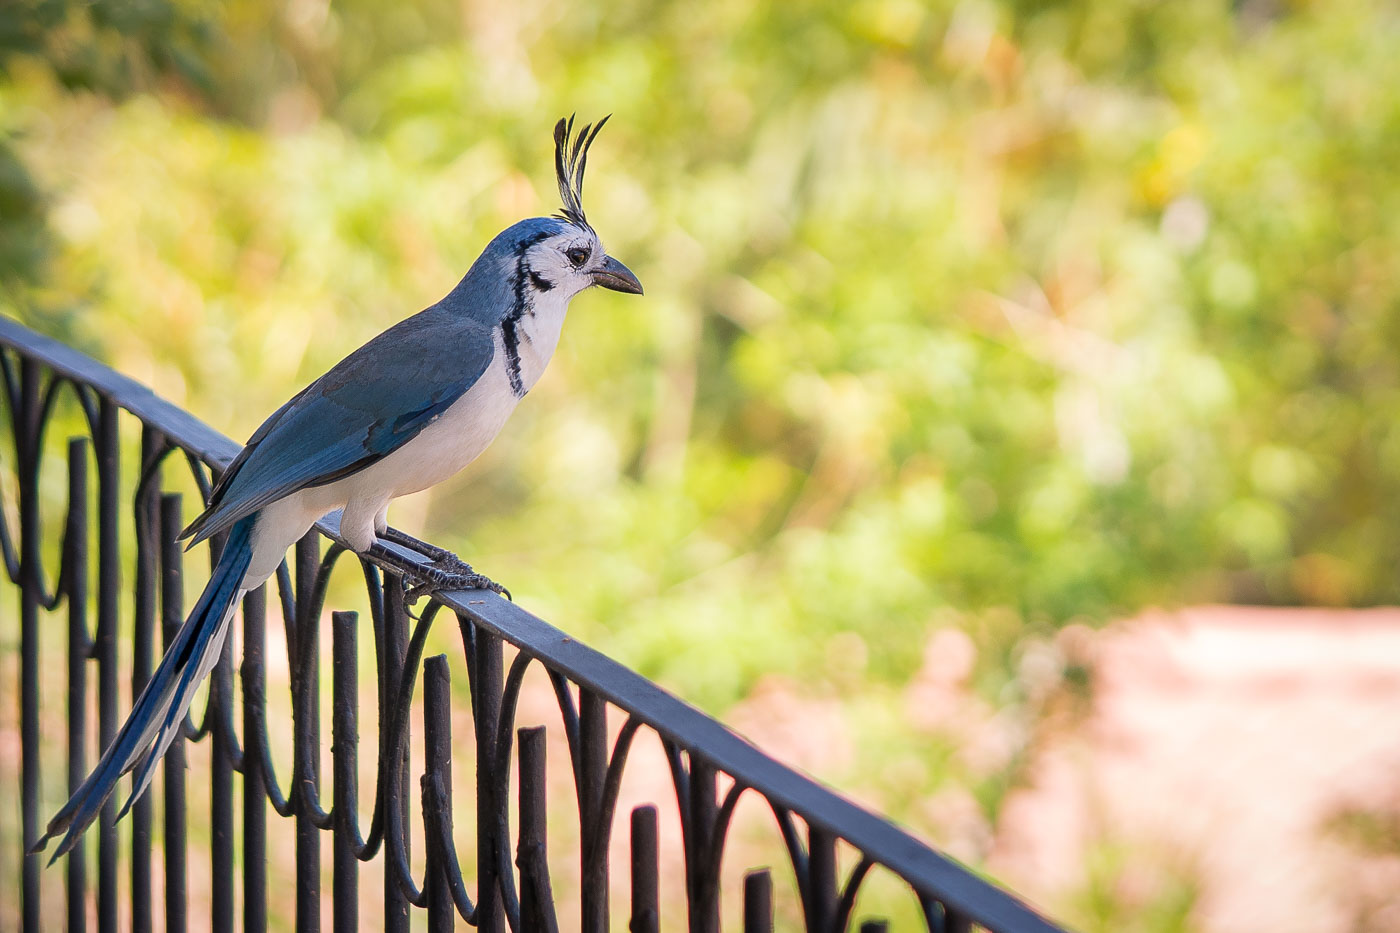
[553,114,609,232]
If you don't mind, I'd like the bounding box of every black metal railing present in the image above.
[0,316,1068,932]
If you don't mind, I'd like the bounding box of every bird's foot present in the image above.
[372,528,511,603]
[402,554,511,604]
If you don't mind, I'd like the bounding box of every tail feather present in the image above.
[119,607,235,819]
[30,515,255,863]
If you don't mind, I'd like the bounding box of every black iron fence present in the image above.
[0,316,1068,932]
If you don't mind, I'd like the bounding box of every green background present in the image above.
[3,0,1398,928]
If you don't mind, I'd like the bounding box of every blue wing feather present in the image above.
[182,308,496,545]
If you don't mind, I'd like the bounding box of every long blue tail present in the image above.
[30,515,256,863]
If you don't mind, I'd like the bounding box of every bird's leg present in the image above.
[373,527,511,602]
[376,525,454,563]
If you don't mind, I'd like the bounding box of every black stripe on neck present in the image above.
[502,231,553,398]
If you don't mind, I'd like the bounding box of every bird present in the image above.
[30,115,643,861]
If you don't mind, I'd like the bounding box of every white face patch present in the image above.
[497,228,601,398]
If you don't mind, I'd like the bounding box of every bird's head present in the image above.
[477,116,642,307]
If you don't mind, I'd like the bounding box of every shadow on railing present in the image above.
[0,316,1068,932]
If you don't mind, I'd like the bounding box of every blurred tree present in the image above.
[2,0,1399,714]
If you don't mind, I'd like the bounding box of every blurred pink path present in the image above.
[992,606,1400,932]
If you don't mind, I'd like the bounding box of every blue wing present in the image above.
[182,309,496,546]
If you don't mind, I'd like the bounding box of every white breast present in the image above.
[510,288,571,394]
[372,342,521,498]
[383,291,571,494]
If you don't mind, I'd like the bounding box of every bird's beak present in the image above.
[592,255,644,295]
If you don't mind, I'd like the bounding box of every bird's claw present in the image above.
[402,554,511,604]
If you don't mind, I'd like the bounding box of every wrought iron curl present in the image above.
[4,370,106,610]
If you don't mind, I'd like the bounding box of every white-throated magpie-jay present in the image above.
[31,115,642,860]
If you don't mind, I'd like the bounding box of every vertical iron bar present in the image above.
[393,591,411,907]
[160,493,187,933]
[687,756,719,933]
[210,529,234,933]
[241,587,268,933]
[472,623,504,933]
[579,689,609,933]
[132,427,161,933]
[807,825,837,933]
[332,610,358,933]
[629,805,659,933]
[517,725,558,932]
[383,580,409,933]
[96,397,119,933]
[18,359,38,933]
[294,533,321,933]
[65,437,89,933]
[743,870,772,933]
[424,655,454,933]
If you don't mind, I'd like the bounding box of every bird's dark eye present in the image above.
[566,246,589,267]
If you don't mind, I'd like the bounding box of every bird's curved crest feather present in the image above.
[553,114,609,232]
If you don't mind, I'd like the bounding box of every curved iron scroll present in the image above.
[0,316,1067,933]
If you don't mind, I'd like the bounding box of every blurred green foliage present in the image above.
[6,2,1400,928]
[3,0,1399,717]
